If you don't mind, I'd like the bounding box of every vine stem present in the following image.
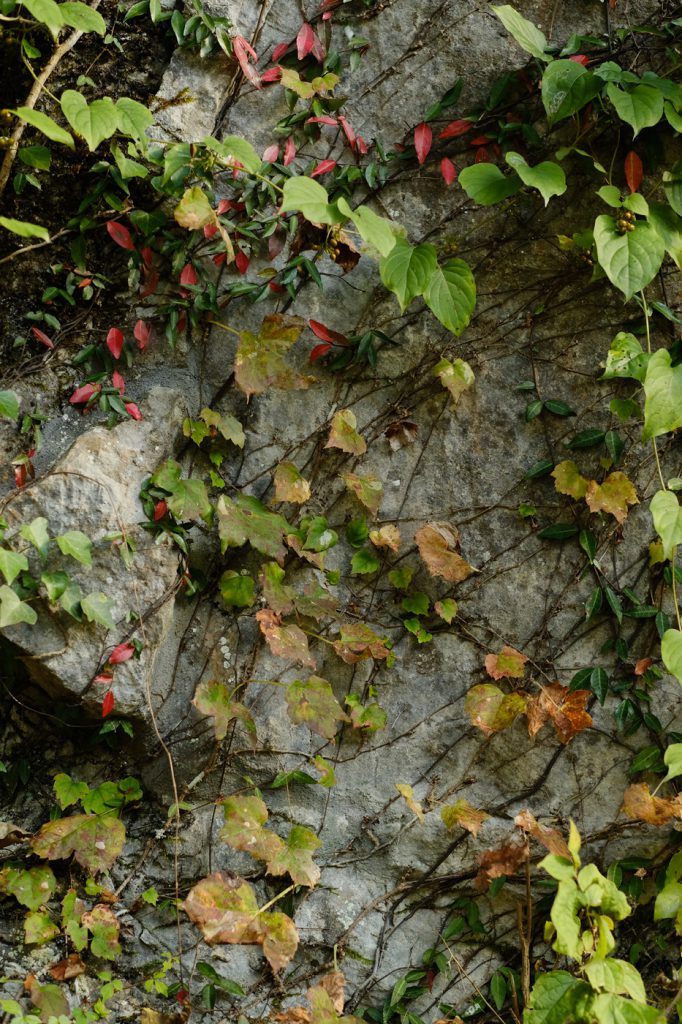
[0,0,103,198]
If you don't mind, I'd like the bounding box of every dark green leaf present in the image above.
[566,429,605,449]
[538,523,579,540]
[590,667,609,704]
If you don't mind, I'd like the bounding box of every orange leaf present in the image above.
[623,783,682,826]
[525,683,592,744]
[484,645,528,680]
[624,151,643,193]
[514,809,570,858]
[441,799,489,837]
[415,522,475,583]
[476,840,528,890]
[585,472,638,524]
[256,608,316,668]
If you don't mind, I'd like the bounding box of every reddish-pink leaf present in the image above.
[112,371,125,394]
[356,136,368,155]
[125,402,142,421]
[414,122,432,165]
[233,34,261,88]
[109,642,135,665]
[140,246,153,267]
[14,464,26,488]
[440,157,457,185]
[203,223,219,239]
[474,147,490,164]
[133,319,151,351]
[31,327,54,349]
[310,343,332,363]
[569,54,589,65]
[272,42,289,62]
[261,66,282,83]
[309,319,347,344]
[469,135,490,146]
[283,136,296,166]
[69,383,98,405]
[102,691,115,718]
[180,263,198,291]
[624,151,643,194]
[106,327,124,359]
[338,115,356,150]
[106,220,135,250]
[439,119,471,140]
[235,249,250,274]
[306,115,338,126]
[77,277,92,288]
[153,499,167,521]
[263,143,280,163]
[311,159,337,177]
[297,22,315,59]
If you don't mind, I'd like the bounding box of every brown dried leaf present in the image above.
[0,821,30,847]
[476,840,528,890]
[585,472,638,524]
[48,954,86,981]
[514,810,570,858]
[369,524,401,552]
[333,622,391,663]
[343,472,383,517]
[415,522,474,583]
[623,783,682,825]
[275,1010,311,1024]
[635,657,653,676]
[274,462,311,504]
[235,314,311,400]
[385,419,418,450]
[318,972,346,1014]
[552,460,589,500]
[441,799,489,837]
[325,409,367,455]
[484,646,528,680]
[525,683,592,744]
[256,608,316,669]
[395,783,424,821]
[464,684,528,736]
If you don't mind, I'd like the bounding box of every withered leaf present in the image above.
[514,809,570,858]
[552,460,588,500]
[385,419,418,450]
[525,683,592,744]
[48,954,86,981]
[256,608,316,669]
[395,783,424,821]
[274,462,312,504]
[484,646,528,680]
[476,840,528,890]
[235,314,311,399]
[343,472,383,517]
[464,684,528,737]
[325,409,367,456]
[585,472,638,524]
[333,622,391,663]
[31,815,125,874]
[441,799,489,837]
[286,676,349,740]
[193,680,256,744]
[623,783,682,826]
[369,524,401,551]
[415,522,474,583]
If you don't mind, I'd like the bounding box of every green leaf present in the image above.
[81,592,116,630]
[435,597,458,622]
[151,460,212,522]
[19,144,51,170]
[0,549,28,585]
[650,490,682,559]
[662,628,682,686]
[458,163,521,205]
[285,676,349,740]
[590,992,664,1024]
[0,390,19,420]
[491,5,550,61]
[663,161,682,217]
[336,196,398,257]
[591,666,609,704]
[0,216,49,241]
[219,570,256,608]
[82,904,121,959]
[663,743,682,784]
[20,517,49,559]
[203,134,262,174]
[389,567,413,590]
[21,0,63,33]
[594,215,665,300]
[25,911,60,946]
[280,176,343,225]
[174,186,215,230]
[13,106,74,148]
[537,523,579,540]
[585,960,647,1005]
[56,529,92,566]
[601,331,649,381]
[115,96,154,140]
[58,0,106,32]
[379,238,438,311]
[607,82,664,135]
[351,548,380,574]
[505,152,566,205]
[60,90,118,151]
[53,773,89,809]
[642,348,682,441]
[0,864,57,910]
[423,259,476,335]
[648,201,682,269]
[541,61,601,125]
[217,494,289,561]
[0,585,37,627]
[193,680,256,743]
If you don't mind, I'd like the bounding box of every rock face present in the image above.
[0,0,679,1019]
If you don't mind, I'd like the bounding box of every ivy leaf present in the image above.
[280,176,343,225]
[203,134,262,173]
[325,409,367,455]
[56,530,92,566]
[32,814,125,873]
[505,152,567,205]
[0,865,57,910]
[20,517,50,558]
[260,562,295,615]
[458,163,521,205]
[477,840,529,889]
[115,96,154,141]
[379,238,438,311]
[642,348,682,441]
[606,82,664,136]
[346,695,387,731]
[585,473,638,523]
[53,773,89,810]
[220,794,283,863]
[235,314,310,399]
[256,608,316,668]
[198,407,245,447]
[217,494,289,562]
[193,680,256,744]
[0,390,20,419]
[415,522,475,582]
[174,186,215,230]
[590,993,662,1024]
[60,91,118,151]
[0,549,28,586]
[594,215,665,300]
[622,782,682,825]
[441,799,489,836]
[423,260,476,335]
[219,570,256,608]
[433,357,475,404]
[395,783,424,821]
[435,597,458,623]
[464,684,528,736]
[333,622,391,663]
[484,646,528,680]
[0,585,37,628]
[25,910,59,946]
[274,462,311,504]
[82,904,121,959]
[26,978,70,1023]
[336,196,398,257]
[652,491,682,560]
[541,61,601,125]
[343,472,383,517]
[662,628,682,685]
[584,959,646,1004]
[311,755,336,787]
[552,460,589,500]
[491,5,549,61]
[150,460,212,522]
[81,592,116,630]
[601,331,649,381]
[267,825,321,887]
[183,872,298,972]
[286,676,349,739]
[526,683,592,743]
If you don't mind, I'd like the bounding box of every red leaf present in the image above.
[77,277,92,288]
[203,223,219,239]
[440,157,457,185]
[261,66,282,84]
[133,319,151,351]
[233,34,261,88]
[69,383,98,405]
[310,343,333,363]
[439,119,471,140]
[213,253,226,267]
[469,134,491,146]
[338,115,356,150]
[106,327,124,360]
[153,499,167,521]
[271,42,289,62]
[569,54,589,65]
[93,672,113,685]
[297,22,315,59]
[311,159,336,177]
[179,263,198,293]
[625,151,643,194]
[263,143,280,163]
[125,402,142,421]
[309,319,347,344]
[109,642,135,665]
[235,249,250,274]
[283,136,297,166]
[474,147,490,164]
[102,690,115,718]
[306,115,338,126]
[112,371,125,394]
[140,246,153,268]
[414,122,432,166]
[106,220,135,251]
[31,327,54,349]
[14,464,26,488]
[356,136,368,155]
